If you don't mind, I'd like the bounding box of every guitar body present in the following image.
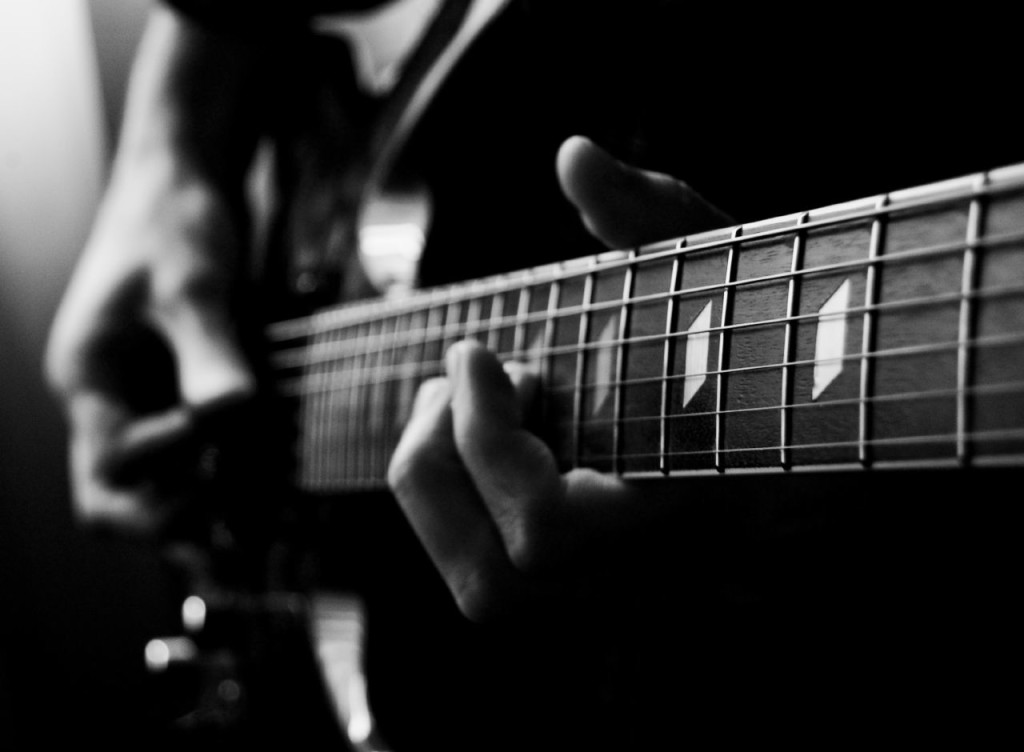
[153,3,1023,750]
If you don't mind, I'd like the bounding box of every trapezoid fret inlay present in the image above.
[812,278,851,400]
[683,301,713,407]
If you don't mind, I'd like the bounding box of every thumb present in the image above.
[556,135,731,250]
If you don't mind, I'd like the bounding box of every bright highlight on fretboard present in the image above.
[812,279,851,400]
[683,302,712,407]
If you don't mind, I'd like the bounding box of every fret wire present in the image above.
[444,298,462,353]
[780,214,808,469]
[573,264,596,469]
[542,279,561,397]
[362,319,377,484]
[301,327,316,487]
[366,318,382,483]
[268,223,1024,350]
[327,322,340,486]
[512,272,532,358]
[958,179,986,463]
[271,247,1024,373]
[385,310,409,472]
[340,322,361,486]
[282,330,1024,402]
[314,324,330,488]
[464,288,483,343]
[359,322,377,485]
[290,377,1024,460]
[461,317,492,343]
[291,375,1024,428]
[397,308,424,432]
[269,231,1024,368]
[554,230,1011,326]
[859,197,887,466]
[456,295,471,342]
[370,318,389,484]
[469,284,485,340]
[660,241,685,475]
[332,320,353,487]
[457,296,470,346]
[715,230,740,471]
[612,253,636,474]
[486,291,504,351]
[410,308,431,408]
[268,170,1024,342]
[378,314,400,483]
[581,330,1024,394]
[425,300,444,364]
[307,326,326,488]
[287,377,1024,428]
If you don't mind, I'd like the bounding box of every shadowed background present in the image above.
[0,1,177,745]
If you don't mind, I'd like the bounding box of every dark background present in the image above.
[0,1,179,745]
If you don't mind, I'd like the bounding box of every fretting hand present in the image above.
[387,135,731,621]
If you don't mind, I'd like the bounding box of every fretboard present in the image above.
[268,163,1024,492]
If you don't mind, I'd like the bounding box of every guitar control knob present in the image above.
[145,636,199,673]
[182,594,208,634]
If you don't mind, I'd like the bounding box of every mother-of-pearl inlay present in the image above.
[683,302,713,407]
[812,278,851,400]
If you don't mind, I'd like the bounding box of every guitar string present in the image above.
[294,373,1024,465]
[270,219,1024,360]
[294,347,1024,480]
[266,173,1024,342]
[273,320,1024,401]
[286,336,1024,472]
[267,227,1024,353]
[543,331,1024,397]
[269,282,1024,380]
[291,375,1024,444]
[296,382,1024,485]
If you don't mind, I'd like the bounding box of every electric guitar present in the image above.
[154,162,1024,749]
[144,2,1024,749]
[274,165,1024,488]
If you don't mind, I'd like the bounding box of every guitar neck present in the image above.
[268,164,1024,492]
